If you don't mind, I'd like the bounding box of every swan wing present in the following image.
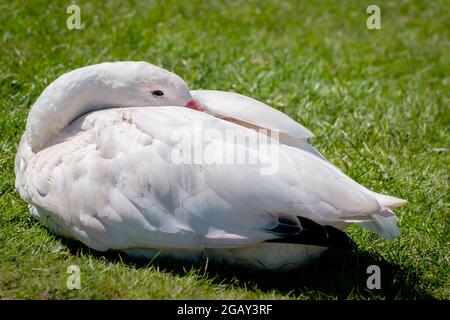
[190,90,327,157]
[16,107,400,252]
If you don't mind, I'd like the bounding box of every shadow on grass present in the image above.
[59,236,432,299]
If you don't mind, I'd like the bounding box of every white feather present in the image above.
[15,62,407,270]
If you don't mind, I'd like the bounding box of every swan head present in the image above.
[26,61,201,151]
[105,62,194,108]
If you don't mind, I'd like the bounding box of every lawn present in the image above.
[0,0,448,299]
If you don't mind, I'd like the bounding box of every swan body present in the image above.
[15,62,406,270]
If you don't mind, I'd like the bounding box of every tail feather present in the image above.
[370,192,407,209]
[358,210,400,240]
[267,216,356,250]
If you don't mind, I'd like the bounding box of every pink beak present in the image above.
[185,99,204,112]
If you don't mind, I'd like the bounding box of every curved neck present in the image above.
[26,64,138,152]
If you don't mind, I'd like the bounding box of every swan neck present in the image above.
[26,71,125,152]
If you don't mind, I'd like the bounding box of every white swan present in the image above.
[15,61,406,270]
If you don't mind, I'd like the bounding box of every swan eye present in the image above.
[152,90,164,97]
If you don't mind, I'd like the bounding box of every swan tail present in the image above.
[349,191,406,240]
[370,192,407,209]
[357,210,400,240]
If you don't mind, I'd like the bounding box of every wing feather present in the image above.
[16,107,399,252]
[191,90,323,153]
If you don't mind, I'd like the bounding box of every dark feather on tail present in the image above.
[266,216,356,250]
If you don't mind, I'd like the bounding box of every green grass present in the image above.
[0,0,449,299]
